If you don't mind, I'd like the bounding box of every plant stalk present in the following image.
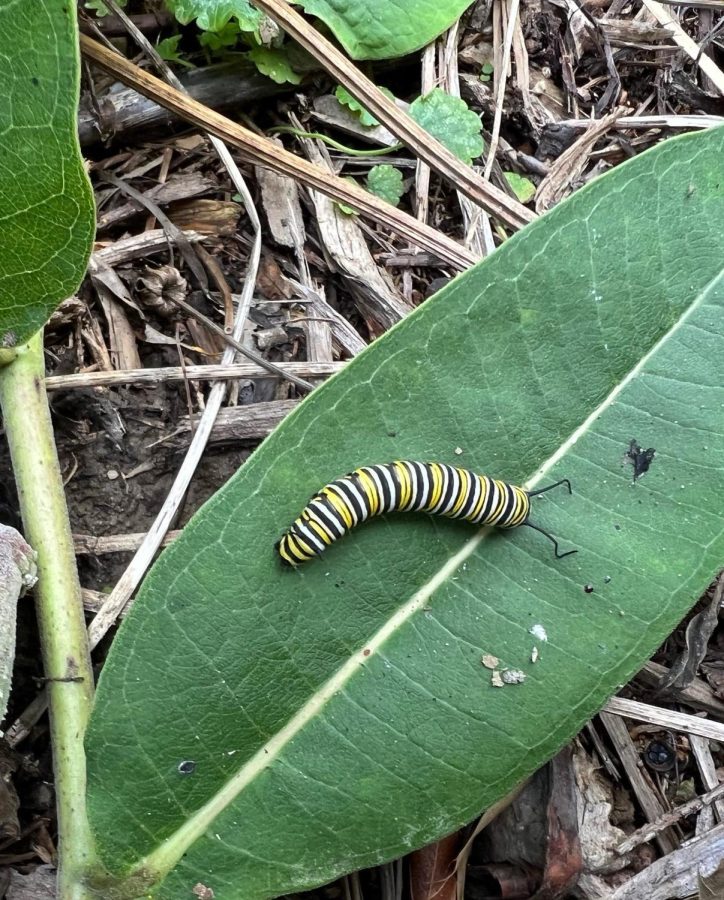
[0,333,98,899]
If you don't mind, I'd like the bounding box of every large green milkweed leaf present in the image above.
[0,0,94,350]
[86,128,724,899]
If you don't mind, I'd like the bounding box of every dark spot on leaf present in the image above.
[624,439,655,481]
[31,77,39,86]
[168,595,192,612]
[604,575,611,583]
[177,760,196,775]
[583,583,594,594]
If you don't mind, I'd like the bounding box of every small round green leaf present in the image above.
[84,0,127,14]
[504,172,536,204]
[199,23,242,51]
[409,89,485,165]
[157,35,195,66]
[335,85,397,127]
[366,165,404,205]
[248,46,302,84]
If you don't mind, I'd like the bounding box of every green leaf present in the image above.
[335,84,396,127]
[199,22,241,51]
[84,0,127,15]
[409,88,484,165]
[504,172,536,204]
[366,164,405,205]
[295,0,475,60]
[0,1,95,350]
[334,177,360,215]
[156,34,195,66]
[247,46,303,84]
[165,0,261,33]
[86,128,724,900]
[83,0,128,18]
[479,61,494,81]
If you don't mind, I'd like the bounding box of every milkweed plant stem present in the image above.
[0,332,99,900]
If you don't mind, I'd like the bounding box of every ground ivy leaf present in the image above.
[504,172,536,204]
[409,89,485,165]
[248,46,302,84]
[335,84,396,127]
[84,0,128,15]
[166,0,261,33]
[366,164,404,205]
[156,35,195,67]
[199,22,242,51]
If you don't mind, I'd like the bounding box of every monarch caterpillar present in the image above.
[276,461,576,567]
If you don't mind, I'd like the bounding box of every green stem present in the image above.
[270,125,404,157]
[0,333,98,899]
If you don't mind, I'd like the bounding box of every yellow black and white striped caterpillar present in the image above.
[276,461,576,567]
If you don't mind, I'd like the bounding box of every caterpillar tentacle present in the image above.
[277,461,576,567]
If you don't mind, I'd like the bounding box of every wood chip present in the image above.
[608,823,724,899]
[45,361,343,392]
[167,198,241,237]
[96,173,217,231]
[642,0,724,94]
[158,399,299,450]
[536,110,625,211]
[599,709,679,854]
[256,148,307,249]
[301,138,414,333]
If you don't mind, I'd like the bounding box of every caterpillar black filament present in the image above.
[276,461,576,567]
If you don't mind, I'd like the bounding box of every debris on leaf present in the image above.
[501,669,526,685]
[624,438,656,480]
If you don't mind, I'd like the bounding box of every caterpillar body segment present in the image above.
[276,461,575,567]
